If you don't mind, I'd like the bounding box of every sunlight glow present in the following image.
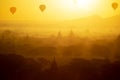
[76,0,98,11]
[0,0,120,21]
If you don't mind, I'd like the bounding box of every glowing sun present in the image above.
[75,0,98,11]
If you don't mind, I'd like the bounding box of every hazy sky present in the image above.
[0,0,120,22]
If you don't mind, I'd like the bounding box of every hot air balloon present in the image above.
[112,2,118,10]
[39,4,46,12]
[10,7,16,14]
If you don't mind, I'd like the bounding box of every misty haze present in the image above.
[0,0,120,80]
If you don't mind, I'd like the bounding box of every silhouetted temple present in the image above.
[49,57,59,80]
[50,57,58,72]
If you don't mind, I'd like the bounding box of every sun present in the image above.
[75,0,98,11]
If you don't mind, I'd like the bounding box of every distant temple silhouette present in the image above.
[49,57,58,80]
[68,30,75,38]
[50,57,58,72]
[57,31,62,40]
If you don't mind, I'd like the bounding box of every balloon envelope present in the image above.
[112,2,118,10]
[39,4,46,12]
[10,7,16,14]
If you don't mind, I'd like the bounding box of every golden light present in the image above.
[0,0,120,22]
[75,0,99,11]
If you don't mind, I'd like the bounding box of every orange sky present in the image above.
[0,0,120,23]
